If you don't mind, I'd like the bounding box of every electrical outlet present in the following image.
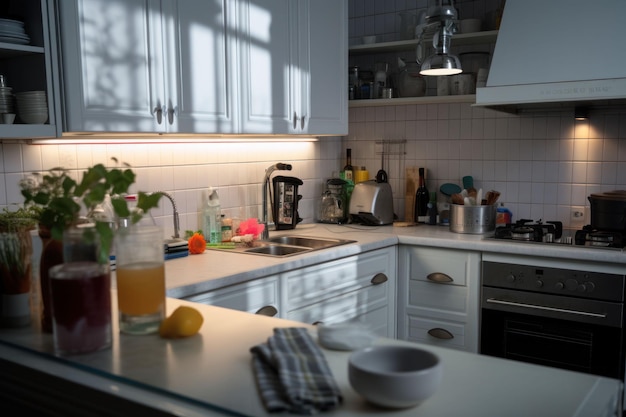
[375,143,384,154]
[570,207,586,226]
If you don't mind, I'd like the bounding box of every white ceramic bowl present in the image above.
[348,345,442,408]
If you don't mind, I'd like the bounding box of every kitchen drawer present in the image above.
[183,277,279,316]
[408,280,468,314]
[406,314,468,350]
[286,250,392,310]
[287,284,392,337]
[406,246,473,287]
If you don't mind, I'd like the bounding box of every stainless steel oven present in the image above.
[480,260,626,406]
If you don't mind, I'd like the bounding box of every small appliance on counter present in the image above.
[319,178,348,224]
[349,179,394,225]
[272,175,303,230]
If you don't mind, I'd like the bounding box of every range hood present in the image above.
[475,0,626,111]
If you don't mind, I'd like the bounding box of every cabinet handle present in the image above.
[292,112,299,129]
[255,305,278,317]
[167,105,176,125]
[371,273,388,285]
[427,328,454,340]
[312,321,324,326]
[153,106,163,124]
[300,114,306,129]
[426,272,453,283]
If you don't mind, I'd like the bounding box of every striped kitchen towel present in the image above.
[250,327,343,414]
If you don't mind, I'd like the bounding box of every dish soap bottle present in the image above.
[203,187,222,244]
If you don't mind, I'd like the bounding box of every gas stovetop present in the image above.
[492,219,625,250]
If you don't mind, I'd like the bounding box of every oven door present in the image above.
[481,287,624,379]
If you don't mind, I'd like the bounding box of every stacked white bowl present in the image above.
[16,91,48,124]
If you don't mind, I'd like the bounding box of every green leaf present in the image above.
[110,196,130,219]
[95,221,114,265]
[137,192,162,214]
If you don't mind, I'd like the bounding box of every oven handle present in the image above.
[485,298,607,319]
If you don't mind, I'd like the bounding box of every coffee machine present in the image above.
[272,176,303,230]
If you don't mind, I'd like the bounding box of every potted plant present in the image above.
[19,158,162,332]
[0,207,40,327]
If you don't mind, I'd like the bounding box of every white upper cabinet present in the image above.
[238,0,347,135]
[58,0,236,134]
[57,0,346,136]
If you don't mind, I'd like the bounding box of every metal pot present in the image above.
[588,190,626,232]
[449,204,496,234]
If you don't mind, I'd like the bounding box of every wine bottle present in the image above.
[414,167,429,223]
[343,148,354,181]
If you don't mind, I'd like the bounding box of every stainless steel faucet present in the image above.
[158,191,181,239]
[261,163,292,240]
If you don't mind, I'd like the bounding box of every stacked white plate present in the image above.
[0,18,29,45]
[0,86,14,114]
[16,91,48,124]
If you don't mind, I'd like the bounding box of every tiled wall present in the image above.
[0,140,342,239]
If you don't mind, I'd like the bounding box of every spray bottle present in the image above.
[203,187,222,244]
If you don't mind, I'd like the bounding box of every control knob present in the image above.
[565,278,579,291]
[554,282,564,290]
[506,274,516,283]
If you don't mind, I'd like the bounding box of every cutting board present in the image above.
[405,167,419,223]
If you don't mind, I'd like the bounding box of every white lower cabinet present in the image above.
[282,247,397,338]
[182,277,279,317]
[398,245,480,352]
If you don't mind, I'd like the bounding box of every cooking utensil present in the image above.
[462,176,474,190]
[376,143,388,183]
[451,193,464,205]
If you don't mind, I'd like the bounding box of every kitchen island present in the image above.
[0,296,621,417]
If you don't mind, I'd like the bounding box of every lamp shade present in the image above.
[420,53,462,76]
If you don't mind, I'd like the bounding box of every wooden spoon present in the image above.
[451,193,464,205]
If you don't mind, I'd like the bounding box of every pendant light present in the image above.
[417,0,462,76]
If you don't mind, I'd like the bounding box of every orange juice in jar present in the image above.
[115,225,165,335]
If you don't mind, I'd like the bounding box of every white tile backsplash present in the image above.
[347,103,626,227]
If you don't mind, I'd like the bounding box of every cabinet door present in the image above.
[162,0,237,133]
[397,245,480,352]
[283,247,397,338]
[302,0,348,135]
[58,0,165,132]
[237,0,299,134]
[182,277,279,316]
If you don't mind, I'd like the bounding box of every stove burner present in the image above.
[495,219,563,242]
[575,225,625,248]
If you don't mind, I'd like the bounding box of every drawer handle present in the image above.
[427,328,454,340]
[371,273,388,285]
[427,272,453,283]
[312,321,324,326]
[255,305,278,317]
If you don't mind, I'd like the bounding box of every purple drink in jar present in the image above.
[49,262,112,355]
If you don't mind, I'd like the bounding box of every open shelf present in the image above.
[349,30,498,55]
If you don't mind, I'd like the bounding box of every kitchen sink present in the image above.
[244,245,310,256]
[266,235,354,249]
[207,235,355,257]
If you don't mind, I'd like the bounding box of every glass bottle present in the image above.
[343,148,354,181]
[414,167,429,223]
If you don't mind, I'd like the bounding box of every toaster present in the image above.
[349,180,394,225]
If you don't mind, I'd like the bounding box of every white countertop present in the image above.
[0,297,621,417]
[165,223,626,298]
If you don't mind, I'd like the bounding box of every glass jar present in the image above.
[397,62,426,97]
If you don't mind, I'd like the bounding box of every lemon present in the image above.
[159,306,204,338]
